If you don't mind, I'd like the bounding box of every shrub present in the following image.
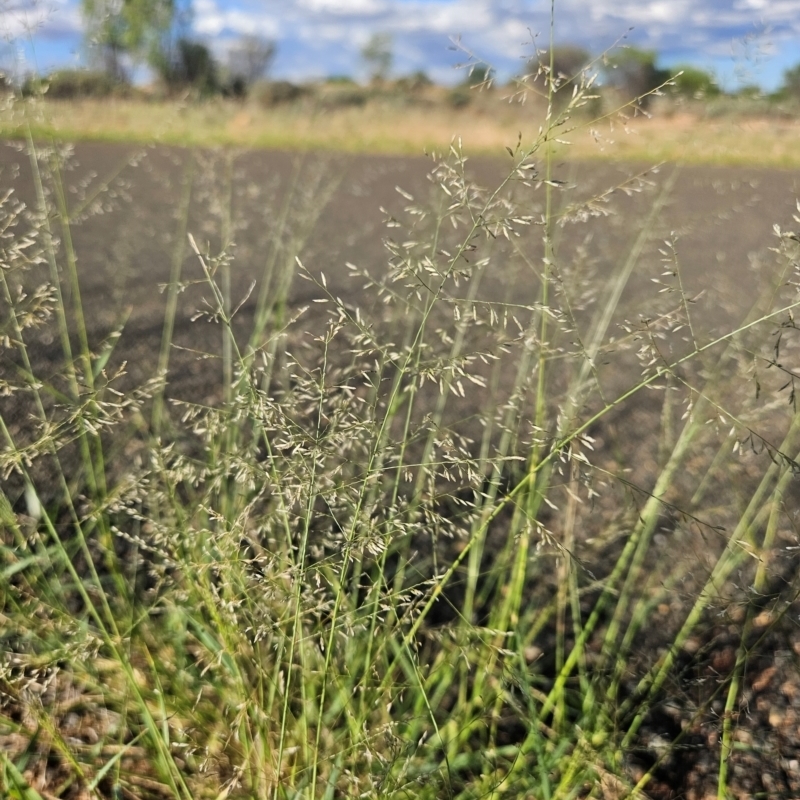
[226,34,276,92]
[157,38,219,96]
[22,69,120,99]
[604,46,670,107]
[447,86,472,108]
[316,85,369,109]
[361,32,393,83]
[530,45,592,86]
[394,70,433,92]
[460,64,494,87]
[252,79,309,107]
[668,64,720,99]
[780,64,800,100]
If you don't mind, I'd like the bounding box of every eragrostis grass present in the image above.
[3,33,800,800]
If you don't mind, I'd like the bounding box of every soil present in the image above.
[2,141,800,798]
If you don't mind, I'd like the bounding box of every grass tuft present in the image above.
[3,34,800,800]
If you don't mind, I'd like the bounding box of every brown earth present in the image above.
[3,142,800,798]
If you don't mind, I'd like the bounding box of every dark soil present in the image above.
[2,141,800,798]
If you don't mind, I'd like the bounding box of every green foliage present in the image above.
[225,34,276,95]
[81,0,176,79]
[395,70,433,92]
[158,38,219,95]
[604,45,670,106]
[326,74,356,84]
[461,64,494,87]
[317,85,369,109]
[668,64,720,98]
[780,63,800,98]
[737,84,762,98]
[5,16,800,799]
[361,32,393,83]
[4,115,799,799]
[21,69,121,99]
[252,79,309,107]
[530,45,592,87]
[447,86,472,107]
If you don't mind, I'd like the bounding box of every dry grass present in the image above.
[4,96,800,166]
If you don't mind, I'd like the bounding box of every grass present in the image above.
[6,94,800,167]
[2,45,800,800]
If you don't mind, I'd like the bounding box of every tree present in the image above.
[158,38,219,95]
[781,64,800,99]
[668,65,720,99]
[82,0,177,81]
[361,33,392,83]
[530,45,592,88]
[604,46,670,106]
[227,34,276,94]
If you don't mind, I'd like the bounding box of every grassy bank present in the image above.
[5,96,800,167]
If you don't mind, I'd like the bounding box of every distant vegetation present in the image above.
[13,27,800,122]
[7,2,800,119]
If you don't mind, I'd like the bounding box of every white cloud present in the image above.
[193,0,280,37]
[299,0,387,14]
[0,0,81,39]
[18,0,800,89]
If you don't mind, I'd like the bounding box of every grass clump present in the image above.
[2,40,800,800]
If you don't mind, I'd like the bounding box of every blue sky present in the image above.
[5,0,800,92]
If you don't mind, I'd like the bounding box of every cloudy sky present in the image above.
[5,0,800,91]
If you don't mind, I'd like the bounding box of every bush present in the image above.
[604,46,670,107]
[668,65,720,99]
[780,64,800,100]
[226,34,276,92]
[447,86,472,108]
[252,79,309,107]
[394,71,433,92]
[460,64,494,88]
[534,45,591,82]
[316,85,369,109]
[157,38,219,96]
[22,69,120,99]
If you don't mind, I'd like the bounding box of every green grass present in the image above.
[2,47,800,800]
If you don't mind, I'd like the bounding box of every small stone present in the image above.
[781,680,799,701]
[683,636,701,654]
[753,665,778,693]
[728,604,746,623]
[524,646,542,664]
[711,646,736,673]
[769,710,785,728]
[83,726,99,744]
[754,610,773,627]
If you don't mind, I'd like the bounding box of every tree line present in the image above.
[75,0,275,96]
[30,4,800,103]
